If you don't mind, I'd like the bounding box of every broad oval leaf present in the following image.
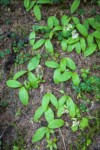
[33,5,41,21]
[67,37,79,44]
[87,34,94,46]
[34,106,44,121]
[26,1,35,11]
[72,72,80,86]
[66,96,76,117]
[84,44,97,57]
[19,87,29,106]
[45,107,54,123]
[33,39,45,50]
[28,56,40,71]
[72,16,80,24]
[57,106,65,117]
[48,119,64,129]
[32,127,47,143]
[58,95,67,107]
[28,72,38,88]
[66,58,76,71]
[71,0,80,14]
[45,39,54,53]
[61,40,67,51]
[60,58,67,72]
[42,93,50,111]
[93,31,100,40]
[60,71,72,82]
[13,71,27,80]
[49,93,58,109]
[76,24,88,37]
[6,80,22,88]
[52,16,59,26]
[61,15,68,26]
[29,31,35,46]
[45,61,59,68]
[67,44,75,52]
[53,68,61,84]
[47,16,53,29]
[80,37,86,52]
[24,0,30,9]
[75,42,81,54]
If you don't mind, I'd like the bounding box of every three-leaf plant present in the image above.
[6,55,42,106]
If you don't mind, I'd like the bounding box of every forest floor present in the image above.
[0,0,100,150]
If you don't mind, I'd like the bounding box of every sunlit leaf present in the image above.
[6,80,22,88]
[19,87,29,106]
[32,127,47,142]
[48,119,64,129]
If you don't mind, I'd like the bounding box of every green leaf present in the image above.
[53,69,61,84]
[26,1,36,11]
[67,37,79,44]
[80,37,86,52]
[83,19,89,31]
[24,0,30,9]
[6,80,22,88]
[29,31,35,46]
[75,42,81,54]
[48,119,64,129]
[37,0,52,4]
[61,15,68,26]
[45,39,54,53]
[28,72,38,88]
[72,17,80,24]
[67,44,75,52]
[28,56,40,71]
[58,95,67,107]
[32,127,47,143]
[45,61,59,68]
[42,93,50,111]
[76,24,88,37]
[19,87,29,106]
[96,39,100,50]
[49,93,58,109]
[47,17,54,29]
[52,16,59,26]
[84,44,97,57]
[59,58,67,72]
[66,96,76,117]
[33,5,41,21]
[71,0,80,14]
[53,26,62,32]
[57,106,65,117]
[87,34,94,46]
[66,58,76,71]
[60,71,72,82]
[61,40,67,51]
[33,39,45,50]
[88,18,100,31]
[45,107,54,123]
[34,106,44,121]
[80,117,89,129]
[72,72,80,86]
[13,71,27,80]
[71,125,78,132]
[93,31,100,40]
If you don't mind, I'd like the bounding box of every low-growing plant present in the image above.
[6,55,44,106]
[45,57,80,85]
[24,0,53,21]
[29,15,100,56]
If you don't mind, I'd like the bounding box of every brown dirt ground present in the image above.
[0,0,100,150]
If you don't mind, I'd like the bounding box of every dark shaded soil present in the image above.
[0,0,100,150]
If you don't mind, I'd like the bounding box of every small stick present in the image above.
[59,128,67,150]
